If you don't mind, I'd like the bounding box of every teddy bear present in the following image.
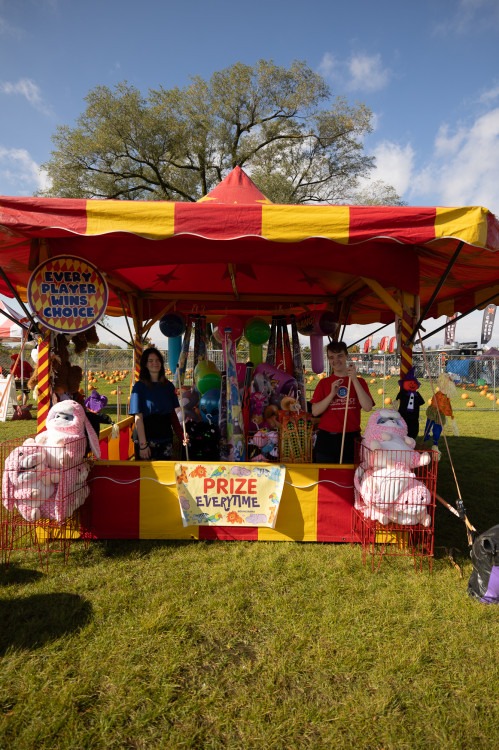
[354,408,433,526]
[2,444,59,521]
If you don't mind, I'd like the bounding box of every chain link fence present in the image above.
[71,348,498,413]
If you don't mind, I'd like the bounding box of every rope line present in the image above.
[89,475,354,490]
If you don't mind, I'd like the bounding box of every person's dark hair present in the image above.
[139,347,167,385]
[326,341,348,356]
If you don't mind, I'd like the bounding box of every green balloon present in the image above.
[245,317,270,345]
[197,372,222,395]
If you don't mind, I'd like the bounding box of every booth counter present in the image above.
[82,459,356,543]
[87,414,357,542]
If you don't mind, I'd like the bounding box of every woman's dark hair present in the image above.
[326,341,348,355]
[139,347,167,385]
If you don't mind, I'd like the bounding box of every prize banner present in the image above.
[175,462,285,528]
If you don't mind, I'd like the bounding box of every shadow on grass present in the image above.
[0,564,44,586]
[0,592,93,655]
[90,538,204,559]
[431,435,498,552]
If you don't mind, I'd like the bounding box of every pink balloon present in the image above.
[311,335,325,374]
[217,315,244,341]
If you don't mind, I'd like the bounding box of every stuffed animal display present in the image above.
[354,409,433,526]
[2,445,60,521]
[423,372,458,451]
[249,363,298,431]
[2,400,100,522]
[395,366,425,440]
[28,328,99,401]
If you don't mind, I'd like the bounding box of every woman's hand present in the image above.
[139,443,151,459]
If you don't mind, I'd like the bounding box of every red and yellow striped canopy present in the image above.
[0,167,498,325]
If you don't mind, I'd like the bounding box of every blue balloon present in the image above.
[199,387,220,423]
[168,336,182,373]
[159,312,186,338]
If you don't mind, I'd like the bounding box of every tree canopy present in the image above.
[43,59,401,204]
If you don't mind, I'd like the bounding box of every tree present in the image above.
[42,60,393,204]
[346,179,407,206]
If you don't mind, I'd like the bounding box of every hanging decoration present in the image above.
[244,317,271,366]
[159,312,186,374]
[290,316,307,412]
[296,310,339,374]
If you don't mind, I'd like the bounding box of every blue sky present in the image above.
[1,0,498,348]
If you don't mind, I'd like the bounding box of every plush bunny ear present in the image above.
[84,416,101,459]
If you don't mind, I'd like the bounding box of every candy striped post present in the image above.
[36,335,51,432]
[133,333,143,384]
[398,292,417,380]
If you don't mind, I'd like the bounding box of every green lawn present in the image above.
[0,384,498,749]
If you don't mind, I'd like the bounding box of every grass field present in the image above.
[0,376,498,749]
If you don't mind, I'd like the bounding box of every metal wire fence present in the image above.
[69,348,499,413]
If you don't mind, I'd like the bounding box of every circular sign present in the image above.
[28,255,109,334]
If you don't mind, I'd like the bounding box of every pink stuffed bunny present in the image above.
[24,400,100,468]
[354,409,432,526]
[2,444,59,521]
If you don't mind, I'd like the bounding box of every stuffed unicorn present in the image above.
[354,409,432,526]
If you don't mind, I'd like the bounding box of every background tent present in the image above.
[0,167,498,331]
[0,299,28,342]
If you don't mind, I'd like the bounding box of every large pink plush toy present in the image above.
[24,400,100,468]
[3,401,100,523]
[354,409,432,526]
[2,444,59,521]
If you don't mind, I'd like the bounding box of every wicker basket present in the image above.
[278,411,314,463]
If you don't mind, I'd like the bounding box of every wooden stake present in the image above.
[339,377,351,464]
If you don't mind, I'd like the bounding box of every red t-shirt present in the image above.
[311,374,373,433]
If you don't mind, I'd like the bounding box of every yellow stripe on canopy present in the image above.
[434,206,490,248]
[85,200,175,239]
[262,204,350,243]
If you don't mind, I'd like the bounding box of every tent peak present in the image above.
[198,166,272,205]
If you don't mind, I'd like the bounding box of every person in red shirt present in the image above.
[311,341,374,464]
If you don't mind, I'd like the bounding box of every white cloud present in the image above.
[409,108,499,210]
[479,84,499,104]
[318,51,390,93]
[360,141,415,196]
[0,146,51,195]
[0,78,53,116]
[434,0,499,35]
[347,53,390,92]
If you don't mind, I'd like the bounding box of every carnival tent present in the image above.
[0,167,498,331]
[0,299,28,342]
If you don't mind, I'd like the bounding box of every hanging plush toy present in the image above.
[423,372,458,452]
[354,409,433,526]
[395,366,425,440]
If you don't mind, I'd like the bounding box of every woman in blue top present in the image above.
[129,347,184,460]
